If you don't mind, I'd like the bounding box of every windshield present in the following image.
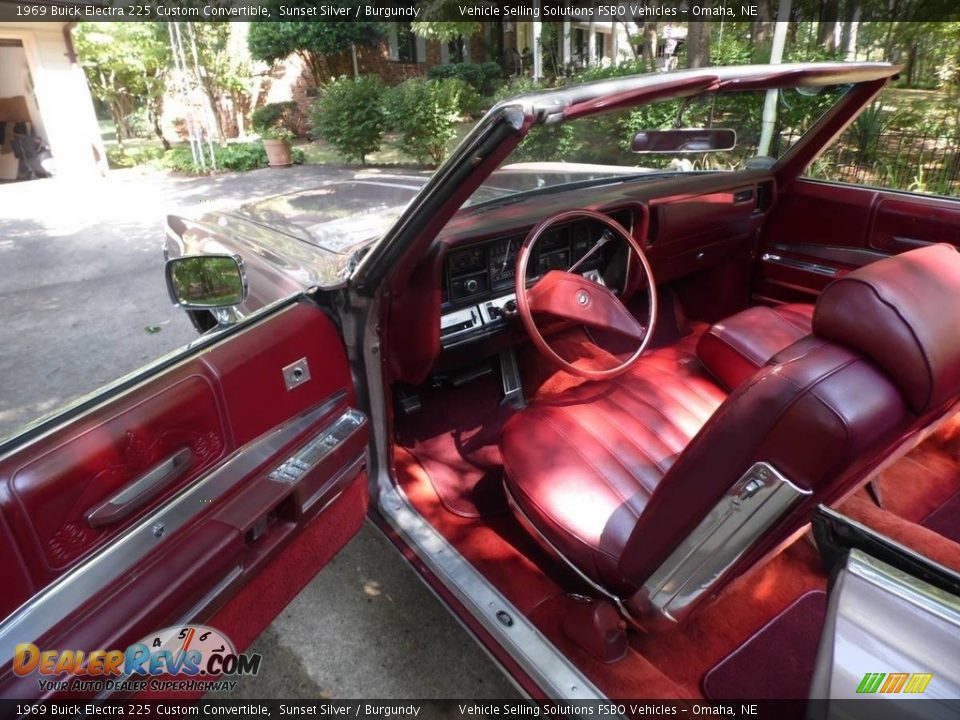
[466,85,849,207]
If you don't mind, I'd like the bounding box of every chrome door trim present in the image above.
[810,549,960,707]
[0,391,355,666]
[377,481,606,701]
[355,293,605,702]
[761,252,838,277]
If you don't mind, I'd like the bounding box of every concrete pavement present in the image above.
[0,166,518,699]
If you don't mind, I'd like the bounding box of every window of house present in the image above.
[446,36,466,64]
[395,23,418,64]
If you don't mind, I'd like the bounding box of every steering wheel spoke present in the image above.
[516,209,657,380]
[527,271,647,341]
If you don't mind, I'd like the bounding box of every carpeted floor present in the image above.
[391,307,960,700]
[702,590,828,700]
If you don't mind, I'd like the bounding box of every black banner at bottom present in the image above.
[3,699,959,720]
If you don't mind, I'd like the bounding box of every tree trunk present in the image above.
[150,107,171,151]
[638,22,658,71]
[840,0,861,61]
[905,42,918,86]
[686,22,712,68]
[818,0,840,51]
[753,0,774,58]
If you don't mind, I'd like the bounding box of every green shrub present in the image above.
[513,123,578,162]
[311,75,386,163]
[155,142,305,174]
[252,101,300,134]
[106,144,166,169]
[427,61,502,96]
[385,78,466,166]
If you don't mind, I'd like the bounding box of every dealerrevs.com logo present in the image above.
[13,625,261,694]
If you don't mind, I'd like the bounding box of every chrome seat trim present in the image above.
[637,461,812,628]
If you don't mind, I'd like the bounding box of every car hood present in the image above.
[231,177,427,256]
[229,164,649,256]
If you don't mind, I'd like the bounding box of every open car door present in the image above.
[0,295,368,698]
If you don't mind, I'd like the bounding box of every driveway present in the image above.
[0,166,517,698]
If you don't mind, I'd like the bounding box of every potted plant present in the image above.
[261,127,294,167]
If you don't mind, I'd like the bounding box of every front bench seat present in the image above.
[501,244,960,629]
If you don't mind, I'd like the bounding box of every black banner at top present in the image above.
[1,0,959,23]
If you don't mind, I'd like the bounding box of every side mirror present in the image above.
[165,255,248,309]
[631,128,737,154]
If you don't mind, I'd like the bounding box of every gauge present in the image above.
[449,247,484,274]
[489,237,520,285]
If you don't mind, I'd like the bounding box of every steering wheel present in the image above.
[515,209,657,380]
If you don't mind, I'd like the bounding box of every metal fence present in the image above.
[778,130,960,197]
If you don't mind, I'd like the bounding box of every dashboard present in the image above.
[440,209,632,347]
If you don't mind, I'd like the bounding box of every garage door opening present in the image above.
[0,38,54,182]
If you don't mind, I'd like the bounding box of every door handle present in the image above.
[86,447,193,528]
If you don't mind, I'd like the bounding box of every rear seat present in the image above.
[697,303,814,390]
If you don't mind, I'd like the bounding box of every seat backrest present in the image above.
[619,244,960,627]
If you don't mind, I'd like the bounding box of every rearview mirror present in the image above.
[165,255,248,309]
[631,128,736,154]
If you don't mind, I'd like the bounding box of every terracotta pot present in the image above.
[262,139,292,167]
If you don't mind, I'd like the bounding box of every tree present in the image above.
[638,22,659,71]
[187,23,253,142]
[248,3,383,86]
[411,22,482,42]
[686,22,712,68]
[74,22,171,148]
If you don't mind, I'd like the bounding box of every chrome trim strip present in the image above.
[269,409,366,485]
[811,549,960,703]
[638,462,812,627]
[93,565,244,701]
[0,392,353,666]
[503,483,642,630]
[847,549,960,625]
[377,481,606,701]
[761,252,838,277]
[356,291,605,701]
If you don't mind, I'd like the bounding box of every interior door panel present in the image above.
[755,179,960,305]
[0,297,368,698]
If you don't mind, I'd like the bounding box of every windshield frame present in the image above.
[350,62,900,296]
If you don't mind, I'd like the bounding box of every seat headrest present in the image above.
[813,243,960,414]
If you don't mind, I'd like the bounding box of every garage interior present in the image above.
[0,38,50,182]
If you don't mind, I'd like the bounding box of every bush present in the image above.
[385,78,466,166]
[106,144,166,169]
[252,101,300,134]
[428,61,503,96]
[311,75,386,163]
[155,142,305,174]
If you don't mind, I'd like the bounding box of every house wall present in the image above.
[0,22,106,178]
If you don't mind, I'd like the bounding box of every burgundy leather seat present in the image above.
[501,334,726,594]
[501,244,960,626]
[697,303,813,389]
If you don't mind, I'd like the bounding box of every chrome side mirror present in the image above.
[165,255,248,309]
